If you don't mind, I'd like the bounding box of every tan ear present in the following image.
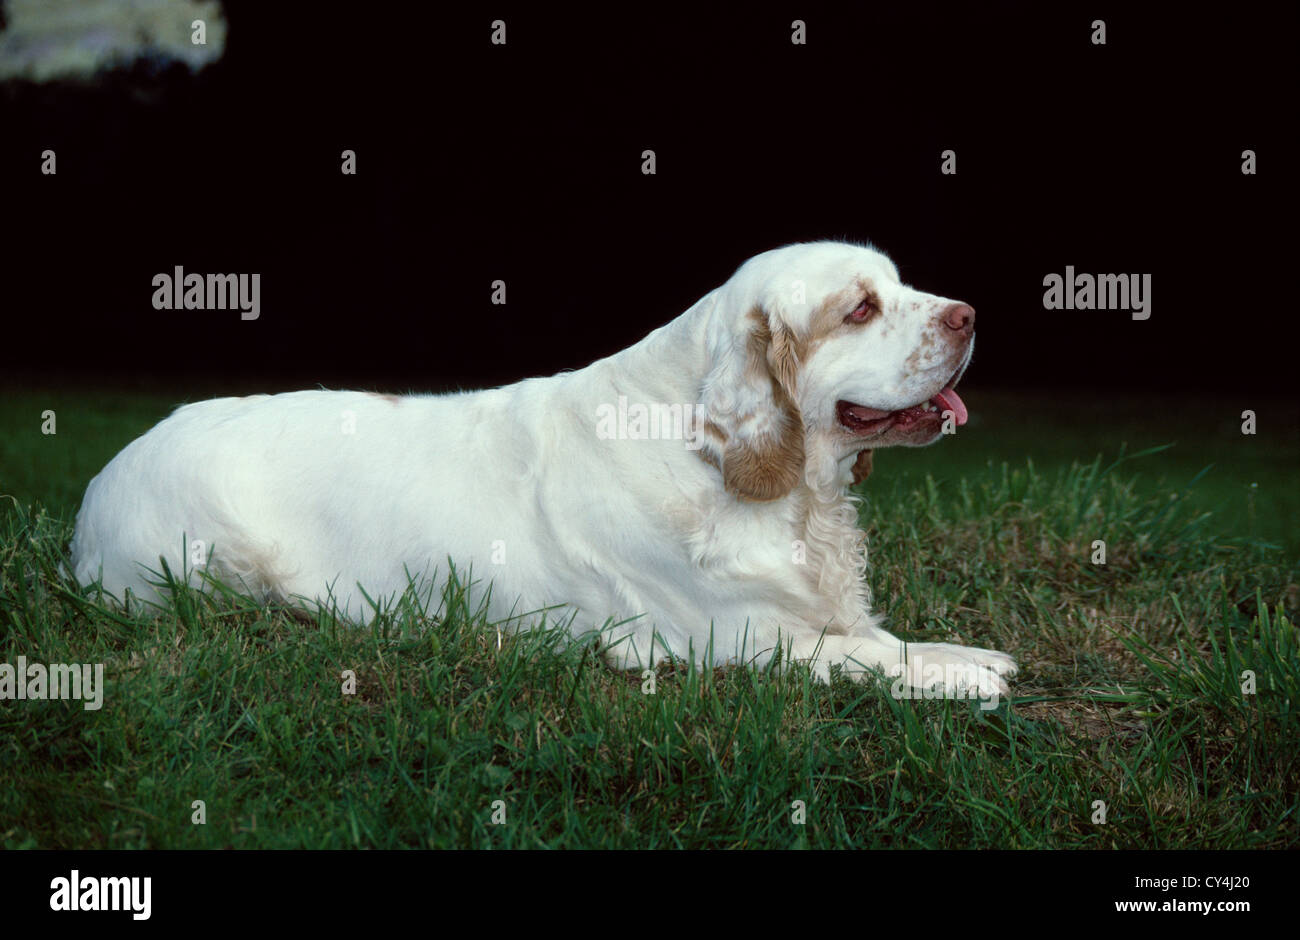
[851,449,874,485]
[722,402,804,501]
[718,312,805,502]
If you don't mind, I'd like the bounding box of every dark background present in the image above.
[1,2,1294,394]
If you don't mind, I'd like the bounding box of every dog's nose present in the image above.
[942,303,975,335]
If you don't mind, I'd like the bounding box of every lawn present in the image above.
[0,383,1296,848]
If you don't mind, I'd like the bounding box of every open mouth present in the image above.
[836,386,968,436]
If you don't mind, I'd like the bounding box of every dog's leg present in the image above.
[789,630,1016,697]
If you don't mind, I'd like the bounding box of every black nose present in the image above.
[942,303,975,335]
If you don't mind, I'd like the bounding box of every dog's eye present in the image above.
[845,299,875,323]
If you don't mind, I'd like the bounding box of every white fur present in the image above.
[70,241,1016,694]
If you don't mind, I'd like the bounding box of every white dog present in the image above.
[71,241,1016,695]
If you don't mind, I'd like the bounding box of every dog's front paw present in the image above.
[887,642,1017,698]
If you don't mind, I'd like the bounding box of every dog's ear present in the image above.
[702,303,805,502]
[851,449,874,485]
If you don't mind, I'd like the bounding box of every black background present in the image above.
[1,2,1294,395]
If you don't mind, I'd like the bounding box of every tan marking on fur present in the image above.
[703,420,728,443]
[801,278,881,361]
[743,308,773,383]
[767,323,801,396]
[724,306,806,501]
[851,449,874,485]
[743,306,801,403]
[368,392,402,404]
[723,405,804,502]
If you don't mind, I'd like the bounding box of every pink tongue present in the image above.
[930,388,968,426]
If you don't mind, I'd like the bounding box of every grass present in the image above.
[0,385,1297,848]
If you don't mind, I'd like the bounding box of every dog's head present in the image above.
[701,240,974,501]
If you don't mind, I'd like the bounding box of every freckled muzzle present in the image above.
[836,347,972,439]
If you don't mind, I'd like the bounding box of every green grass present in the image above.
[0,385,1297,848]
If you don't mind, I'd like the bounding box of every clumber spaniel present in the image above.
[71,241,1016,696]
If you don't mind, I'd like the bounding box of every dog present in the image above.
[71,241,1016,695]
